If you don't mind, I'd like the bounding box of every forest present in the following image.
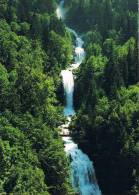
[0,0,75,194]
[0,0,138,195]
[66,0,139,194]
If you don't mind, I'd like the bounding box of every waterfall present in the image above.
[61,70,75,116]
[63,137,102,195]
[57,1,102,195]
[56,0,65,19]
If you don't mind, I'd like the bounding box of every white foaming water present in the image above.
[57,1,102,195]
[75,46,85,64]
[63,137,102,195]
[61,30,85,116]
[56,0,65,19]
[61,70,75,116]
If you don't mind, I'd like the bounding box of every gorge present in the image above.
[0,0,138,194]
[57,1,102,195]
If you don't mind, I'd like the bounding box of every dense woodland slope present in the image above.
[63,0,139,195]
[0,0,138,195]
[0,0,75,194]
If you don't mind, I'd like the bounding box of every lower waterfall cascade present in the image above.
[57,1,102,195]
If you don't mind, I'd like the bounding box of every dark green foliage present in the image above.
[65,0,138,41]
[66,0,138,194]
[0,116,50,194]
[0,0,138,194]
[0,0,75,194]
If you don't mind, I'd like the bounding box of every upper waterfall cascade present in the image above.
[57,1,102,195]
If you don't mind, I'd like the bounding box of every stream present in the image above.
[57,1,102,195]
